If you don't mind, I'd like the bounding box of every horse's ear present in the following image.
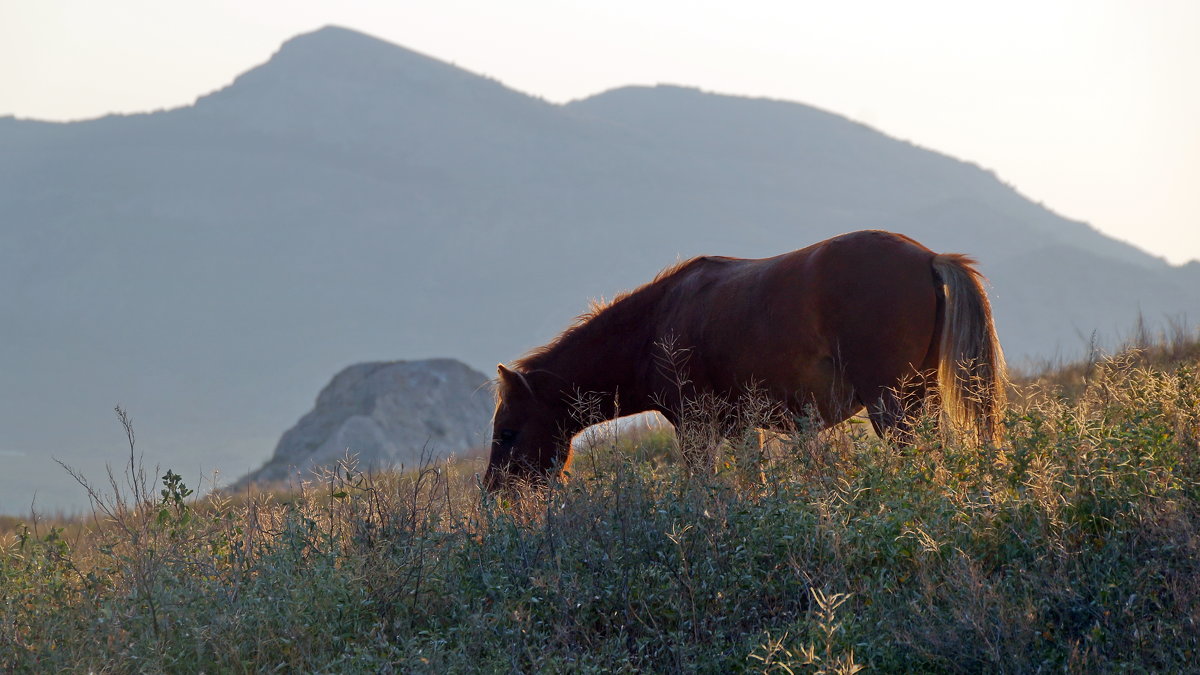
[497,363,518,385]
[497,364,535,397]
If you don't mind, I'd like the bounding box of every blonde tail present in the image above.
[933,254,1007,444]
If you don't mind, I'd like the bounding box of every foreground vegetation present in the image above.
[3,339,1199,672]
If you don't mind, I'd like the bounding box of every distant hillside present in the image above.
[2,25,1196,514]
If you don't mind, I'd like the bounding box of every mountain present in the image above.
[2,25,1196,514]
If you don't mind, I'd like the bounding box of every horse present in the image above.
[483,230,1006,492]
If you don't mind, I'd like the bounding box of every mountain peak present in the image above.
[285,24,387,46]
[272,25,444,73]
[192,25,544,127]
[236,25,475,91]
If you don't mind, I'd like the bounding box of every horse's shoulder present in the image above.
[681,255,743,274]
[653,255,734,284]
[696,255,740,265]
[685,255,742,276]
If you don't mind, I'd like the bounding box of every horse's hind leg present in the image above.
[860,326,942,443]
[856,285,944,444]
[862,370,936,443]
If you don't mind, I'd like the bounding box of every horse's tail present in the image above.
[932,254,1007,444]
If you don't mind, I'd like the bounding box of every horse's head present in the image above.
[483,364,571,492]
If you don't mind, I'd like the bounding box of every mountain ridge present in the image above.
[567,83,1166,270]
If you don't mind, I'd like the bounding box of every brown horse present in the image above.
[484,230,1006,491]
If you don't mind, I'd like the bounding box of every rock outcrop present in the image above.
[236,358,494,486]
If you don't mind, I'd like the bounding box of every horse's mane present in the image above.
[513,256,723,372]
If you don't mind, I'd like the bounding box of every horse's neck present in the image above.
[534,314,659,424]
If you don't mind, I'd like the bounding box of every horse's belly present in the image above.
[774,354,859,426]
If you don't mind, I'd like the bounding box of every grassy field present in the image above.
[3,335,1199,673]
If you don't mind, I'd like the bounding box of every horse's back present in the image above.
[657,230,937,353]
[650,231,941,423]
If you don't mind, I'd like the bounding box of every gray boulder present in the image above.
[236,358,495,486]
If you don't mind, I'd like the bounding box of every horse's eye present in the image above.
[497,429,518,444]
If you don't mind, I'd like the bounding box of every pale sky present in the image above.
[2,0,1197,264]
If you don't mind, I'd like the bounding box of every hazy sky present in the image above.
[3,0,1197,264]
